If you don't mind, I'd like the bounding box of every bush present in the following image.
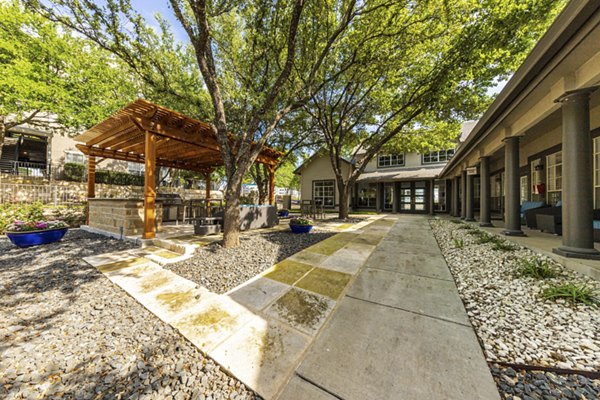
[491,240,518,251]
[517,257,558,279]
[290,217,313,226]
[476,232,495,244]
[95,170,144,186]
[542,283,598,306]
[0,202,45,233]
[63,162,86,181]
[450,219,464,224]
[453,237,464,248]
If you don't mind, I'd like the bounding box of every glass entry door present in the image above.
[399,181,428,212]
[384,183,394,210]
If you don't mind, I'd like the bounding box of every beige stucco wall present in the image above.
[298,154,352,210]
[49,133,129,171]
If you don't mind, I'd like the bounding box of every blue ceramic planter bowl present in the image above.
[289,224,313,234]
[278,210,289,217]
[6,228,68,248]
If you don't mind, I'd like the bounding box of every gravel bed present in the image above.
[490,365,600,400]
[430,219,600,371]
[431,219,600,399]
[0,230,256,400]
[165,229,336,294]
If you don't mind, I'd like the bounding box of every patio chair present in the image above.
[535,205,562,235]
[523,201,550,229]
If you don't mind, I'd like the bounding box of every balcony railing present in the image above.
[0,160,49,178]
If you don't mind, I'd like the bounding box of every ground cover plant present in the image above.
[517,256,558,279]
[542,283,599,306]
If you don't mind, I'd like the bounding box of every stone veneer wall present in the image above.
[88,199,163,236]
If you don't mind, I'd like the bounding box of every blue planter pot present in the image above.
[290,224,313,234]
[6,228,68,248]
[278,210,289,217]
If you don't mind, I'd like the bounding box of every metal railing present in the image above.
[0,160,49,178]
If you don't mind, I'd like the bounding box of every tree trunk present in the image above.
[0,117,5,162]
[338,184,350,219]
[252,164,269,205]
[222,182,242,247]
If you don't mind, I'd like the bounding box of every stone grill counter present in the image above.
[88,198,162,236]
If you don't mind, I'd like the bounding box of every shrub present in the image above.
[476,232,495,244]
[290,217,313,226]
[542,283,598,306]
[6,220,68,232]
[453,237,464,248]
[517,257,558,279]
[0,202,45,233]
[450,219,464,224]
[491,240,518,251]
[467,229,484,236]
[95,170,144,186]
[63,162,86,181]
[457,225,471,230]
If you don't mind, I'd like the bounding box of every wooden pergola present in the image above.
[74,99,281,239]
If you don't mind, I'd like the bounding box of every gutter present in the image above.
[440,0,600,177]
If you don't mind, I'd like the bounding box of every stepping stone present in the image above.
[265,288,335,335]
[288,251,330,267]
[263,260,313,286]
[227,277,290,311]
[97,257,150,273]
[210,316,311,400]
[278,375,340,400]
[295,267,352,300]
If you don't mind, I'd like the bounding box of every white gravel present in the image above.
[430,219,600,372]
[165,229,336,294]
[0,230,256,400]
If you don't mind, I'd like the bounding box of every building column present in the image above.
[429,179,435,215]
[460,171,467,219]
[503,136,524,236]
[377,182,384,212]
[392,182,398,213]
[479,156,492,227]
[451,177,459,217]
[554,88,600,259]
[143,131,157,239]
[465,173,475,221]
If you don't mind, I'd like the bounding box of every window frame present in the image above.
[422,149,455,164]
[64,150,85,164]
[312,179,336,208]
[546,151,562,201]
[377,153,405,168]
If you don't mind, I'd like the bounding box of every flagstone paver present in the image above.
[85,215,386,399]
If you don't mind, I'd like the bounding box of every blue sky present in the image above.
[131,1,189,43]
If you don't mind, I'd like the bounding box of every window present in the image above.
[546,151,562,205]
[65,151,85,164]
[377,153,404,168]
[520,175,528,203]
[422,149,455,164]
[357,182,377,208]
[313,180,335,207]
[127,162,145,175]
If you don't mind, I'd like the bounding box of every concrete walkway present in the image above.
[279,215,500,400]
[84,216,391,399]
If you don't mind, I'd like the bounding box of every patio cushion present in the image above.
[520,201,546,218]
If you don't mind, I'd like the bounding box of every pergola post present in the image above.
[205,169,212,217]
[268,165,276,206]
[143,131,157,239]
[87,155,96,199]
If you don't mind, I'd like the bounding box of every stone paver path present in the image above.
[85,216,389,399]
[279,215,500,400]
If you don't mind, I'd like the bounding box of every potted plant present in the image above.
[289,217,313,233]
[5,220,69,248]
[278,208,290,218]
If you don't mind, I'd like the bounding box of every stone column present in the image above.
[465,173,475,221]
[554,88,600,259]
[460,171,467,219]
[452,177,459,217]
[392,182,399,213]
[377,182,384,212]
[429,179,435,215]
[503,136,524,236]
[479,156,492,227]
